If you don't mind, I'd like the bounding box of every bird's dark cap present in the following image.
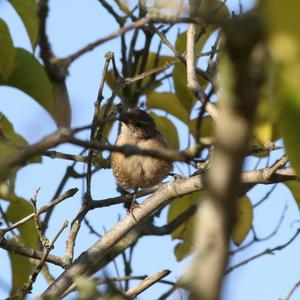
[119,108,155,126]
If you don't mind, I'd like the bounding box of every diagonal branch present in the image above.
[42,164,295,298]
[125,269,171,299]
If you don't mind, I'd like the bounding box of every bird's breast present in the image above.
[111,136,172,189]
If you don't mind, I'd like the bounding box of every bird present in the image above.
[111,108,172,215]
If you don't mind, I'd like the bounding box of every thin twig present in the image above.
[230,202,288,255]
[63,15,200,67]
[19,220,68,298]
[226,229,300,275]
[0,236,65,267]
[284,280,300,300]
[0,188,78,235]
[125,270,171,298]
[43,151,88,162]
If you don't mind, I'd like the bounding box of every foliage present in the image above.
[0,0,300,299]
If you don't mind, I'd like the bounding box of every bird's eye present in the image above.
[134,121,145,128]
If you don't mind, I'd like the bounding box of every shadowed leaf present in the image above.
[232,195,253,246]
[8,0,39,48]
[147,91,189,124]
[0,48,56,123]
[285,181,300,210]
[6,196,39,294]
[0,19,15,80]
[168,192,202,260]
[149,113,179,149]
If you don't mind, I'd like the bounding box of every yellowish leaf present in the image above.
[232,196,253,246]
[147,91,189,124]
[149,113,179,149]
[285,181,300,210]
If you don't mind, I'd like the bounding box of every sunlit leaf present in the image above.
[0,19,15,80]
[174,225,193,261]
[262,0,300,176]
[114,0,131,15]
[0,113,41,181]
[147,91,189,124]
[232,195,253,246]
[134,53,173,95]
[8,0,39,48]
[53,81,72,127]
[8,250,35,296]
[198,0,229,24]
[168,192,202,240]
[254,121,273,147]
[280,90,300,178]
[106,53,173,98]
[189,115,215,139]
[285,181,300,210]
[262,0,300,42]
[173,64,195,112]
[0,48,56,122]
[170,193,200,261]
[6,195,39,293]
[149,113,179,149]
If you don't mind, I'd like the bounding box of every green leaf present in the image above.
[147,91,189,124]
[9,250,35,295]
[6,196,39,293]
[262,0,300,41]
[0,113,41,180]
[174,225,193,261]
[168,193,201,240]
[232,196,253,246]
[189,115,215,139]
[106,53,173,98]
[173,63,195,112]
[0,48,56,121]
[6,196,38,247]
[262,1,300,175]
[0,19,15,80]
[149,113,179,149]
[280,90,300,178]
[198,0,229,24]
[8,0,39,48]
[168,192,202,261]
[52,81,72,127]
[285,181,300,210]
[114,0,131,15]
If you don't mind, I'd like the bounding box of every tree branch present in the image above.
[225,229,300,275]
[42,164,295,297]
[0,188,78,235]
[125,269,171,299]
[186,11,266,300]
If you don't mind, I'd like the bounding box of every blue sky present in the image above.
[1,1,300,299]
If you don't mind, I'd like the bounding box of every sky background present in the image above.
[1,0,300,299]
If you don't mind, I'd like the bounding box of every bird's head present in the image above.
[119,108,156,139]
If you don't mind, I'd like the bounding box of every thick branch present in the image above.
[187,12,266,300]
[42,165,294,298]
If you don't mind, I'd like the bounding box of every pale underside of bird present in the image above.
[111,109,172,191]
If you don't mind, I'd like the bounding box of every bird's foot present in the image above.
[169,173,187,181]
[126,202,141,222]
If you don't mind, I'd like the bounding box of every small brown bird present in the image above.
[111,108,172,194]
